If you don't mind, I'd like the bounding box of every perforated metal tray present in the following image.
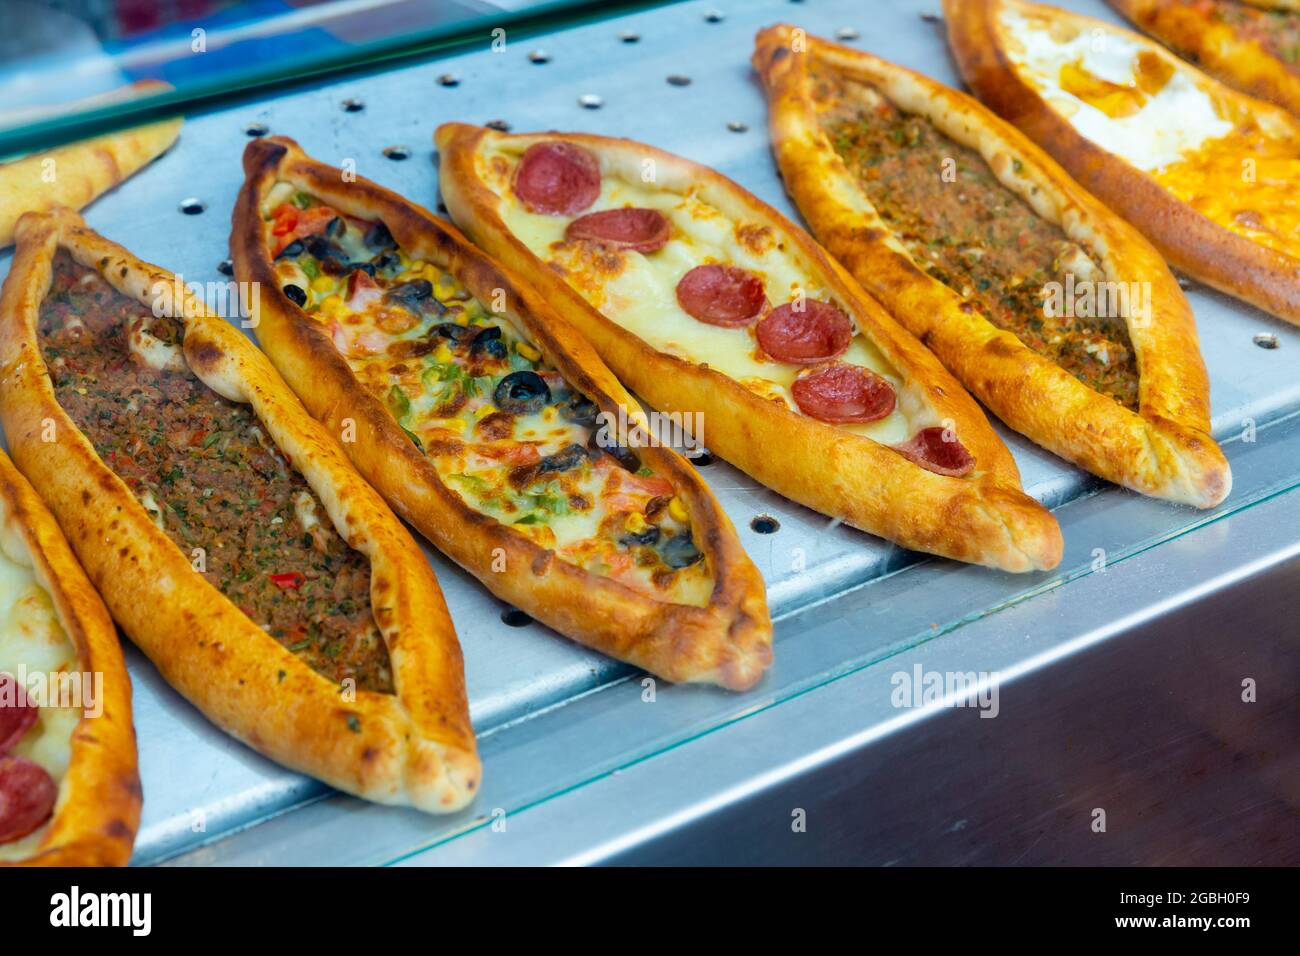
[1,0,1297,866]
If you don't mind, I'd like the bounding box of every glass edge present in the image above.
[0,0,680,158]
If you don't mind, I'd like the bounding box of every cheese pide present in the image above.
[0,207,479,813]
[0,450,139,866]
[751,25,1229,508]
[234,137,771,691]
[435,123,1063,573]
[946,0,1300,328]
[1107,0,1300,118]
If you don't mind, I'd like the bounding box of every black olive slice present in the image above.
[371,251,401,276]
[559,392,600,427]
[620,525,661,548]
[274,239,304,260]
[588,431,641,473]
[324,216,346,239]
[365,221,397,251]
[283,284,307,307]
[536,442,590,474]
[660,532,703,569]
[471,325,507,359]
[431,323,477,344]
[494,370,551,414]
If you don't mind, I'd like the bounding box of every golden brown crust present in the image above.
[0,84,181,247]
[751,24,1229,508]
[1108,0,1300,117]
[233,137,772,690]
[434,123,1064,573]
[0,207,480,813]
[944,0,1300,326]
[0,450,140,867]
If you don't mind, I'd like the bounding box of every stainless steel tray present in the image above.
[2,0,1297,866]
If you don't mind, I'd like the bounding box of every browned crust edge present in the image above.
[434,122,1064,573]
[0,207,480,814]
[1108,0,1300,117]
[751,23,1230,508]
[944,0,1300,327]
[233,136,773,690]
[0,90,182,248]
[0,450,140,867]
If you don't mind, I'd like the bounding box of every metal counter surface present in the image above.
[0,0,1296,865]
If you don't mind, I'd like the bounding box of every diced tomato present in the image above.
[272,205,339,255]
[270,571,305,591]
[476,443,541,466]
[346,269,379,299]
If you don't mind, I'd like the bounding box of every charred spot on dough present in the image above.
[362,747,379,763]
[81,490,92,505]
[861,228,885,243]
[186,340,223,371]
[771,46,790,64]
[490,155,510,179]
[105,819,134,841]
[531,550,554,575]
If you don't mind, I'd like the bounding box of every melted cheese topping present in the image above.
[485,146,913,444]
[0,535,78,861]
[264,185,712,606]
[999,5,1232,170]
[1000,2,1300,260]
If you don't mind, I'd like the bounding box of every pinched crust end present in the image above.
[1108,0,1300,117]
[944,0,1300,327]
[435,122,1063,572]
[234,137,772,689]
[752,23,1229,509]
[0,450,140,867]
[0,103,182,249]
[0,207,480,813]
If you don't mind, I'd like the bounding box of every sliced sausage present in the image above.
[790,363,896,424]
[756,300,853,364]
[565,208,670,253]
[675,264,767,327]
[894,426,976,477]
[513,141,601,216]
[0,754,57,844]
[0,673,38,753]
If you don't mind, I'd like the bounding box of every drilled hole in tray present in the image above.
[667,74,692,87]
[686,448,715,466]
[528,49,551,64]
[501,608,533,627]
[578,94,604,110]
[179,198,206,215]
[217,259,234,277]
[921,11,942,23]
[383,145,411,161]
[1254,333,1280,350]
[244,122,269,137]
[835,27,860,40]
[727,121,748,133]
[620,31,640,43]
[750,514,780,534]
[437,73,460,87]
[486,119,511,132]
[705,9,724,21]
[341,98,365,112]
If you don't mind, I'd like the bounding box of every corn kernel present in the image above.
[320,294,344,314]
[624,512,648,534]
[434,343,454,364]
[310,275,334,294]
[475,403,497,418]
[515,341,542,362]
[668,496,689,523]
[454,311,471,326]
